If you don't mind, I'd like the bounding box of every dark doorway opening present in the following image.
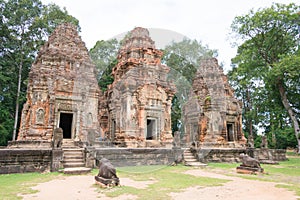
[146,119,156,140]
[59,113,73,139]
[227,123,234,141]
[111,119,116,141]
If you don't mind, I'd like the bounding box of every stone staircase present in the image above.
[61,139,91,174]
[183,148,207,167]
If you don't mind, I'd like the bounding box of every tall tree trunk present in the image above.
[277,79,300,153]
[246,88,253,137]
[12,60,23,141]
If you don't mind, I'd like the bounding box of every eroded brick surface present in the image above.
[105,27,176,147]
[18,23,101,142]
[183,58,247,147]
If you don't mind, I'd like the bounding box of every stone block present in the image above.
[236,166,264,174]
[0,149,52,174]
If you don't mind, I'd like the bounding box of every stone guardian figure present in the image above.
[94,158,120,187]
[53,128,63,149]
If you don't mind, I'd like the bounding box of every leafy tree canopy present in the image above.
[229,3,300,151]
[89,39,119,91]
[0,0,79,145]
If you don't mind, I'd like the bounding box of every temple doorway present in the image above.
[146,119,156,140]
[227,123,234,141]
[111,119,116,140]
[59,113,73,139]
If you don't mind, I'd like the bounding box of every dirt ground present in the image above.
[21,169,299,200]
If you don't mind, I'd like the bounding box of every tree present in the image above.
[162,38,217,134]
[0,0,79,145]
[89,39,119,91]
[230,3,300,152]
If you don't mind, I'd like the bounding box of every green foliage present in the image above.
[229,3,300,149]
[163,38,217,84]
[89,39,119,91]
[266,128,297,149]
[254,135,262,148]
[162,38,217,134]
[171,95,181,133]
[0,0,79,144]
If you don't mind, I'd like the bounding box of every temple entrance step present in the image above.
[183,149,207,167]
[62,148,86,169]
[62,167,92,174]
[62,144,91,174]
[62,139,79,149]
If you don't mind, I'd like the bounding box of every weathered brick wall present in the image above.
[196,148,246,163]
[253,148,287,161]
[0,149,52,174]
[196,148,286,163]
[94,148,183,167]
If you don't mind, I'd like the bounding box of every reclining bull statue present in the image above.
[239,153,263,173]
[94,158,120,186]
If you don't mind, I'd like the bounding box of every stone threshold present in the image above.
[61,167,92,175]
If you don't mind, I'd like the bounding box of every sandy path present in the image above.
[170,170,298,200]
[20,170,298,200]
[21,176,143,200]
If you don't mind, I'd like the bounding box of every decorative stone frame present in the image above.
[54,102,79,140]
[35,108,45,125]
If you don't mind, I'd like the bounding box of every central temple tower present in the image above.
[107,27,176,147]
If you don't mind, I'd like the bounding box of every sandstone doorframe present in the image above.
[58,111,76,139]
[227,123,234,142]
[54,102,80,140]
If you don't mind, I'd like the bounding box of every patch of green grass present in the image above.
[276,183,300,198]
[96,165,229,200]
[262,158,300,177]
[208,157,300,199]
[0,172,61,200]
[286,151,300,157]
[207,162,239,169]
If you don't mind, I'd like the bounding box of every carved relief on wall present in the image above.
[36,108,45,125]
[87,112,93,126]
[199,114,208,142]
[58,103,77,111]
[56,79,74,92]
[137,84,166,107]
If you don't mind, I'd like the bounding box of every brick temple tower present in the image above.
[17,23,101,145]
[107,27,176,147]
[183,58,247,147]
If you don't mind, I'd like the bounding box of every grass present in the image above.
[1,156,299,200]
[207,162,239,169]
[286,151,300,157]
[207,157,300,198]
[95,165,229,200]
[0,172,61,200]
[263,158,300,177]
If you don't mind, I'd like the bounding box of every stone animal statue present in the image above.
[172,131,181,147]
[247,134,254,148]
[261,135,268,148]
[239,153,261,169]
[95,158,119,186]
[171,153,183,166]
[53,128,63,149]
